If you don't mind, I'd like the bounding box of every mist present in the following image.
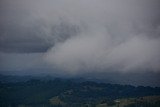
[0,0,160,86]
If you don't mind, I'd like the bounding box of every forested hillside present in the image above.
[0,78,160,107]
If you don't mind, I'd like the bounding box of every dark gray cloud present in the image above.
[0,20,78,53]
[0,0,160,86]
[0,0,79,53]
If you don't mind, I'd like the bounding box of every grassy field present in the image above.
[95,96,160,107]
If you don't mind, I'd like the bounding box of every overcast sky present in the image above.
[0,0,160,86]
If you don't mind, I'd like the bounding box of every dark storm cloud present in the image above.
[0,0,160,86]
[0,1,48,53]
[0,0,79,53]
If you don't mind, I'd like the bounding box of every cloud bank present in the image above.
[42,0,160,73]
[0,0,160,85]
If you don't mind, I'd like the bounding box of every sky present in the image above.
[0,0,160,86]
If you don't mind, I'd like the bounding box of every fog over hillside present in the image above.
[0,0,160,86]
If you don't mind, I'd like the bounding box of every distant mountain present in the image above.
[0,74,58,83]
[0,77,160,107]
[0,74,32,83]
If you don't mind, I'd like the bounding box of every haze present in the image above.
[0,0,160,86]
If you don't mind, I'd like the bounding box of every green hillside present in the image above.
[0,79,160,107]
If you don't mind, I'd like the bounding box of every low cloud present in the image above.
[42,0,160,73]
[0,0,160,85]
[46,27,160,73]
